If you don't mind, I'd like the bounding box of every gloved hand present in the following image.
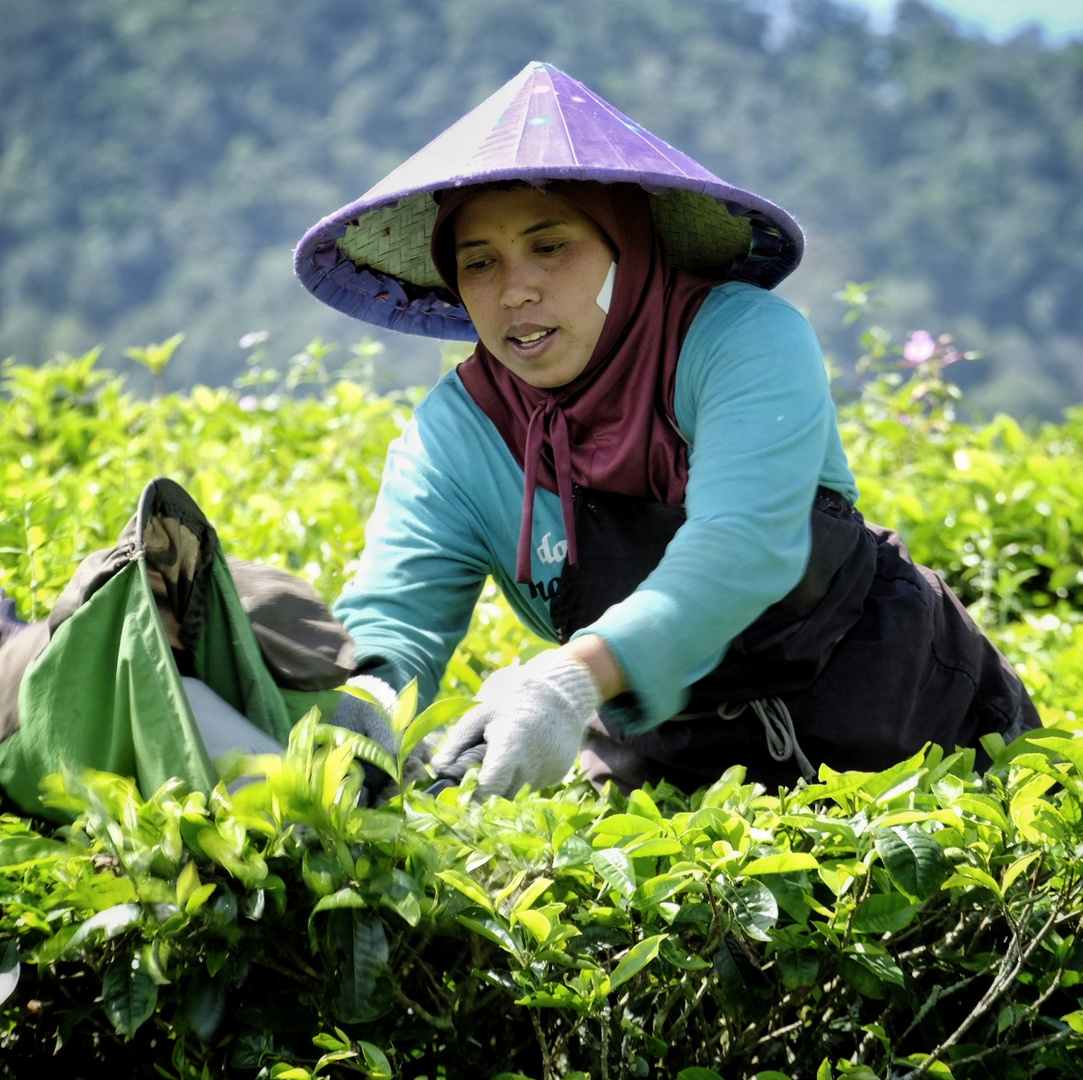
[431,649,602,799]
[331,674,431,805]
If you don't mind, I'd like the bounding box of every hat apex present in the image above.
[364,62,728,202]
[295,62,803,339]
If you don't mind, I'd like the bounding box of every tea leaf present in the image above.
[400,696,470,760]
[328,910,390,1023]
[101,960,158,1037]
[592,847,637,900]
[0,834,73,869]
[845,942,905,987]
[719,879,779,941]
[873,824,950,900]
[390,678,419,738]
[852,892,920,933]
[436,869,495,912]
[610,933,666,989]
[63,903,145,957]
[744,851,820,876]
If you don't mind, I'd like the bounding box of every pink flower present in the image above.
[903,330,937,365]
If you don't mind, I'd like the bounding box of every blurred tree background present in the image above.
[1,0,1081,417]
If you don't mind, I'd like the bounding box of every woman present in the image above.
[295,62,1039,798]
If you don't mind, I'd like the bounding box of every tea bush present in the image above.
[2,331,1083,1079]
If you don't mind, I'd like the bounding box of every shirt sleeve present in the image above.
[332,405,491,709]
[575,283,839,729]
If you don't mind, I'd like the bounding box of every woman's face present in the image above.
[451,187,615,389]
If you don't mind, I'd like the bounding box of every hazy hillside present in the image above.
[2,0,1081,417]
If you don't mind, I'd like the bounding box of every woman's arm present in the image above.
[575,284,851,728]
[333,408,492,708]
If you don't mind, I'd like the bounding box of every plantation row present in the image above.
[1,333,1083,1078]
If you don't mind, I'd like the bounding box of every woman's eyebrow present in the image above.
[455,219,569,255]
[521,218,567,236]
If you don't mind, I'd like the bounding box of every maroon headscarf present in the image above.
[431,181,719,583]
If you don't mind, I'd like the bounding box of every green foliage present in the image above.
[4,713,1083,1078]
[838,307,1083,621]
[0,344,412,619]
[3,0,1083,416]
[2,333,1083,1077]
[829,298,1083,727]
[126,333,187,396]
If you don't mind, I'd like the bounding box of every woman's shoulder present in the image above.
[673,282,827,433]
[406,368,511,469]
[411,369,493,436]
[413,367,475,416]
[680,282,819,370]
[691,280,812,334]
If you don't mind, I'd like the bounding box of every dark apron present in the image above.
[549,485,1041,792]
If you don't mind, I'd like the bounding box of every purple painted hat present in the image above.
[294,61,804,341]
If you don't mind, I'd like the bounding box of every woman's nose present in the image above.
[499,259,541,308]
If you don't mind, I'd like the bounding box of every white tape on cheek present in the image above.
[596,261,617,315]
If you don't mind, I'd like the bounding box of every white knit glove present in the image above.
[431,650,602,799]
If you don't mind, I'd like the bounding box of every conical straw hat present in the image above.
[295,61,804,340]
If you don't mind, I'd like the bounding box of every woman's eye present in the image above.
[534,242,564,255]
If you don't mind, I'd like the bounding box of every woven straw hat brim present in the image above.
[294,63,804,341]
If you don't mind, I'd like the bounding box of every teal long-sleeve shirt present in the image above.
[333,282,857,730]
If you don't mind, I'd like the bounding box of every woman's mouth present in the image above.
[507,327,556,356]
[509,328,554,347]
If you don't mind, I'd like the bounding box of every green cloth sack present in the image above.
[0,478,353,820]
